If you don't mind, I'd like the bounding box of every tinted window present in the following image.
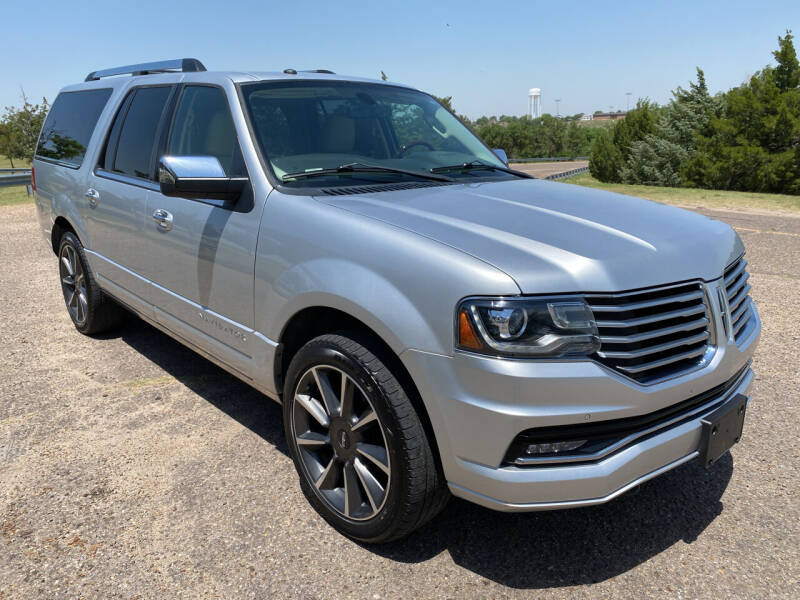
[113,86,171,179]
[168,86,238,175]
[36,89,112,167]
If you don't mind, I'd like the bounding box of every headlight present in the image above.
[456,297,600,358]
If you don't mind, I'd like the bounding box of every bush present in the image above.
[589,130,624,182]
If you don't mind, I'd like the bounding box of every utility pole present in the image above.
[555,98,561,117]
[626,92,632,111]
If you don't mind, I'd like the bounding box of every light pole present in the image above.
[626,92,632,111]
[555,98,561,117]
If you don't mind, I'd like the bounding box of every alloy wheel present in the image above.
[291,365,391,521]
[59,243,88,326]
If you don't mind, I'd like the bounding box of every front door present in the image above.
[144,85,261,378]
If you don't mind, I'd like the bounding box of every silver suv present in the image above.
[33,59,761,542]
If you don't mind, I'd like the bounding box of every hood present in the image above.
[317,179,743,294]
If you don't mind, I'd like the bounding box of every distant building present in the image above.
[592,112,627,121]
[580,114,593,121]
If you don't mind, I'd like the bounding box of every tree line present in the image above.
[589,30,800,195]
[0,93,48,167]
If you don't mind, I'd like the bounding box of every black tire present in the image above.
[57,231,125,335]
[283,332,448,543]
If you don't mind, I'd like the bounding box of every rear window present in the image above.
[112,86,172,180]
[36,89,112,167]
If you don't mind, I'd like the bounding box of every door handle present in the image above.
[152,208,173,231]
[85,188,100,208]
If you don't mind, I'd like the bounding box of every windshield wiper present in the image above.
[282,162,453,183]
[430,161,533,178]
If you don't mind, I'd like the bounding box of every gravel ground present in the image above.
[1,200,798,599]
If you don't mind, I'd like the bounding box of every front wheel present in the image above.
[283,332,448,542]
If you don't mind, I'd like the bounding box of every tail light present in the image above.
[31,164,36,192]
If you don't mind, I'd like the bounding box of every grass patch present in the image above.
[563,172,800,213]
[0,155,31,169]
[0,186,33,207]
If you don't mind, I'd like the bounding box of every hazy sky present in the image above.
[1,0,798,119]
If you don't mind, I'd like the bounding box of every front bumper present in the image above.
[400,303,760,511]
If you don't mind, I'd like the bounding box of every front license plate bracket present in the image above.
[699,393,748,469]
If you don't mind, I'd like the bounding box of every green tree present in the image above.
[1,92,49,166]
[622,69,721,186]
[684,33,800,194]
[589,129,624,182]
[589,100,658,181]
[773,30,800,92]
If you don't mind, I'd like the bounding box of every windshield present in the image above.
[241,80,509,186]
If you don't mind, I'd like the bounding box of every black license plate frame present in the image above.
[699,393,748,469]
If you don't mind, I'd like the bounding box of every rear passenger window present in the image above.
[112,86,171,180]
[168,86,239,176]
[36,89,112,167]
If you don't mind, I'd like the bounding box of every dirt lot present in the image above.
[1,198,798,599]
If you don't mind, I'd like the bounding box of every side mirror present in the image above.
[158,155,247,202]
[493,148,509,165]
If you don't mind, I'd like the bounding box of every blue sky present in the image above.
[1,0,798,119]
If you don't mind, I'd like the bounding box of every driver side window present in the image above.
[168,86,243,176]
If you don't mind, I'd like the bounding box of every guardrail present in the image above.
[544,166,589,181]
[0,170,32,188]
[509,156,589,163]
[0,167,32,173]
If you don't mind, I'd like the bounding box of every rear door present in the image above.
[144,84,261,378]
[87,85,175,306]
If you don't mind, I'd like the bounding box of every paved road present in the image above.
[512,160,588,178]
[1,198,798,599]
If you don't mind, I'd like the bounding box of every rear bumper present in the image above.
[400,304,759,511]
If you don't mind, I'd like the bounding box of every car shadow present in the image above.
[114,314,289,457]
[371,448,733,588]
[109,314,733,589]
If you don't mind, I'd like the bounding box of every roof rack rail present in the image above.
[84,58,206,82]
[300,69,336,74]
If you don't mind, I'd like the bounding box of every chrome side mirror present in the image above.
[158,155,247,202]
[493,148,509,165]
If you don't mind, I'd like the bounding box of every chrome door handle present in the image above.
[152,208,173,231]
[85,188,100,208]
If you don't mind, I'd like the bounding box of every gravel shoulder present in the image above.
[1,202,798,599]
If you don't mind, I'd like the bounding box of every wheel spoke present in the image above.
[296,431,329,447]
[61,255,74,276]
[295,393,330,428]
[353,457,385,511]
[67,288,77,308]
[314,457,339,490]
[339,375,354,419]
[356,443,390,475]
[351,409,377,432]
[312,367,340,417]
[77,293,87,322]
[62,275,75,287]
[343,460,362,517]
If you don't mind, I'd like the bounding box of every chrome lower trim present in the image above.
[511,364,752,466]
[451,451,700,512]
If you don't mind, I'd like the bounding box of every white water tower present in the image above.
[528,88,542,119]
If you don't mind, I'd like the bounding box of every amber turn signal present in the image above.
[458,309,484,350]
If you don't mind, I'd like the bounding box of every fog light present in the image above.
[525,440,587,455]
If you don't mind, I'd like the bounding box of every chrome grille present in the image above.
[724,256,755,343]
[587,282,711,383]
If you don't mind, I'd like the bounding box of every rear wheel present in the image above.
[283,332,448,542]
[58,231,124,335]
